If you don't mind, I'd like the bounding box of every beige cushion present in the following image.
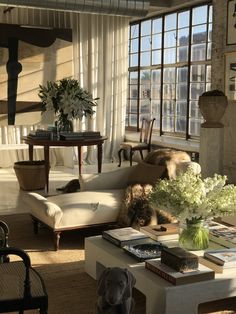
[127,162,166,185]
[26,190,124,230]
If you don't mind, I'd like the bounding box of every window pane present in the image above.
[209,6,212,23]
[152,50,162,65]
[176,117,186,132]
[163,67,175,83]
[178,28,189,46]
[164,48,176,64]
[162,116,174,132]
[163,100,174,115]
[152,85,161,99]
[140,51,151,66]
[141,36,151,51]
[140,100,151,114]
[140,70,151,84]
[130,114,137,127]
[191,44,206,61]
[177,46,188,62]
[207,43,212,60]
[152,69,161,84]
[130,53,138,67]
[163,84,176,99]
[130,38,139,53]
[152,100,160,116]
[153,18,162,33]
[192,25,207,44]
[190,83,205,100]
[208,23,212,42]
[176,101,187,115]
[190,101,201,118]
[152,33,162,49]
[192,5,208,25]
[189,118,201,136]
[190,65,205,82]
[178,11,190,28]
[130,85,138,99]
[130,100,138,113]
[131,24,139,38]
[206,65,211,82]
[140,85,151,99]
[164,31,177,47]
[130,71,138,81]
[176,84,187,99]
[177,67,188,83]
[141,20,151,36]
[165,13,177,31]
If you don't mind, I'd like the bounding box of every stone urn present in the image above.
[198,90,228,128]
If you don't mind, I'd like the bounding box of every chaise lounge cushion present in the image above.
[25,189,124,230]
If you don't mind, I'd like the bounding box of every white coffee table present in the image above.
[85,235,236,314]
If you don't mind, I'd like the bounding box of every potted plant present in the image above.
[198,89,228,128]
[38,78,98,131]
[149,169,236,250]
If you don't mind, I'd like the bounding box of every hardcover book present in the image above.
[123,242,167,262]
[145,260,215,285]
[198,256,224,273]
[208,221,236,248]
[102,227,149,247]
[204,248,236,267]
[140,223,179,242]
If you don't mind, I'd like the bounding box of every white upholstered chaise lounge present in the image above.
[24,158,201,250]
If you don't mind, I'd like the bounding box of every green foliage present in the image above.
[38,78,98,120]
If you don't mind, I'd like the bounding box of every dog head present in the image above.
[97,267,136,306]
[128,198,155,228]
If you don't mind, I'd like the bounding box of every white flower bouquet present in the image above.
[149,170,236,250]
[38,78,98,130]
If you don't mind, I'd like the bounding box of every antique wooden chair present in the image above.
[118,118,155,167]
[0,225,48,313]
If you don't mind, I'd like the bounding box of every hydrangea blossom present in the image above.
[149,170,236,221]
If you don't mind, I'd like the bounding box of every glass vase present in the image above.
[179,217,209,251]
[57,113,73,132]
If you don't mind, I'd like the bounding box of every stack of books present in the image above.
[140,223,179,242]
[145,247,215,285]
[102,227,149,248]
[199,248,236,273]
[60,131,101,140]
[208,220,236,248]
[28,129,52,139]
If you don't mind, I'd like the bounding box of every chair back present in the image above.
[139,118,155,146]
[0,221,9,249]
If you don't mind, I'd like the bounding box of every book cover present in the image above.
[123,241,167,262]
[198,256,224,273]
[102,227,149,247]
[145,260,215,285]
[208,221,236,248]
[204,248,236,266]
[140,224,179,242]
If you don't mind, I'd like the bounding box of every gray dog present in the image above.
[96,267,136,314]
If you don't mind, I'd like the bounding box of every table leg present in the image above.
[44,146,50,193]
[78,146,82,175]
[97,143,102,173]
[28,144,33,161]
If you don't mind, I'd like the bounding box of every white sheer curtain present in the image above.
[70,13,129,163]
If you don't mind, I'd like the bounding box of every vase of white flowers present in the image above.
[149,170,236,250]
[38,78,98,132]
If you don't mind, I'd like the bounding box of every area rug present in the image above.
[0,213,235,314]
[0,213,146,314]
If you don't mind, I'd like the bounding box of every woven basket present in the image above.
[14,161,46,191]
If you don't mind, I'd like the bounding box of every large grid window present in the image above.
[126,3,212,139]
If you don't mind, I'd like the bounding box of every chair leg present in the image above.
[118,148,123,167]
[139,150,144,160]
[54,231,61,251]
[130,150,134,166]
[32,217,39,235]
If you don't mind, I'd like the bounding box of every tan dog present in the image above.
[117,183,156,228]
[144,149,191,179]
